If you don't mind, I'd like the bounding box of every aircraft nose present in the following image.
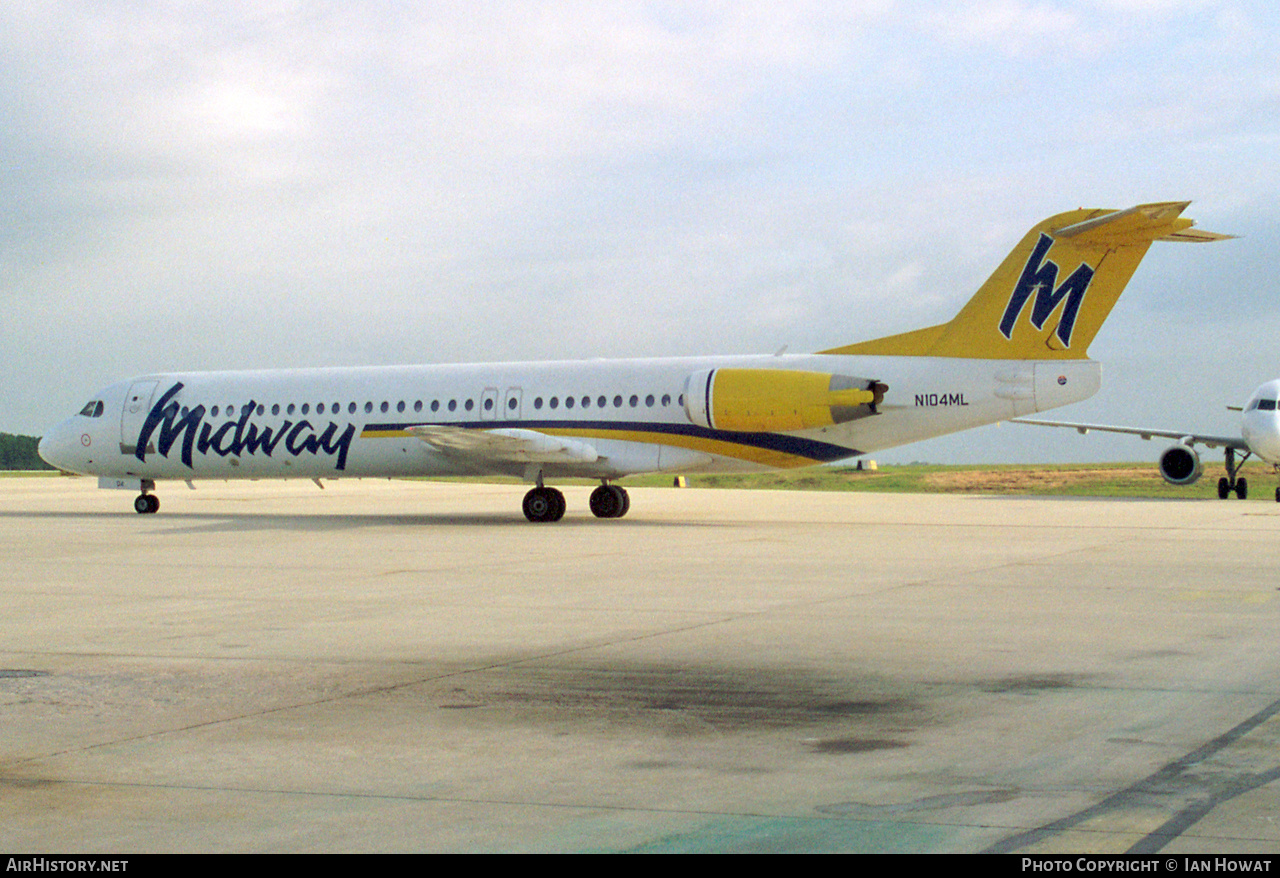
[38,430,60,470]
[38,422,75,472]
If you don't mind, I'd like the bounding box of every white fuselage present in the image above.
[39,354,1100,484]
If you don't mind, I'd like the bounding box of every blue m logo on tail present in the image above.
[998,234,1096,348]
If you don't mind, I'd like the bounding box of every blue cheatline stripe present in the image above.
[362,419,862,463]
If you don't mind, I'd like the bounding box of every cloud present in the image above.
[918,0,1094,57]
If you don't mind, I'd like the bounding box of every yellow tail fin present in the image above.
[822,202,1230,360]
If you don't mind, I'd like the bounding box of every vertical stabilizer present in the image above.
[822,202,1230,360]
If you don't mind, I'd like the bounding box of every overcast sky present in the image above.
[4,1,1279,464]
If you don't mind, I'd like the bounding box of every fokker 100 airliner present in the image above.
[1014,377,1280,501]
[39,201,1228,521]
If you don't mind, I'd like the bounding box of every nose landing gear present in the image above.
[1216,447,1252,500]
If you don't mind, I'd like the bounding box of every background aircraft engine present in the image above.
[1159,443,1202,485]
[683,368,886,432]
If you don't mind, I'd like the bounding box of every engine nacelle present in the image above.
[1159,444,1202,486]
[683,368,885,432]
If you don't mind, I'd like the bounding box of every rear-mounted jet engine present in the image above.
[683,368,886,432]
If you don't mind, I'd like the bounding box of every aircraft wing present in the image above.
[406,425,601,464]
[1010,418,1249,450]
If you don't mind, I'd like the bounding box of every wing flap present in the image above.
[407,425,600,464]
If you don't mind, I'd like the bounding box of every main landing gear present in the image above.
[520,478,630,522]
[1216,447,1252,500]
[588,483,630,519]
[522,485,566,522]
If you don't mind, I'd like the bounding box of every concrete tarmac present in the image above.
[2,475,1280,853]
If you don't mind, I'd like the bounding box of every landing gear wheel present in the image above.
[523,487,550,522]
[1218,477,1231,500]
[523,487,566,522]
[134,494,159,514]
[1236,477,1248,500]
[589,485,630,519]
[590,485,619,518]
[1275,486,1280,503]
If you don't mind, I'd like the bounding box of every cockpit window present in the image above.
[1260,399,1277,411]
[78,400,105,418]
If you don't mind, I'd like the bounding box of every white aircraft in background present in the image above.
[39,201,1229,521]
[1014,378,1280,502]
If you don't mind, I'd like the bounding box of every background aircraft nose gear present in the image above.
[1217,447,1252,500]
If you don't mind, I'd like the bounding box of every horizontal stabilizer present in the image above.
[407,425,600,464]
[1157,227,1236,243]
[1054,201,1231,246]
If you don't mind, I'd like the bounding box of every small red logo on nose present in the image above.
[81,434,91,447]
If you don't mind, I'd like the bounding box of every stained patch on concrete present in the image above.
[819,789,1019,816]
[980,674,1084,694]
[432,661,926,736]
[807,737,907,754]
[622,814,954,854]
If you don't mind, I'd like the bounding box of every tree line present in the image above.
[0,434,54,470]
